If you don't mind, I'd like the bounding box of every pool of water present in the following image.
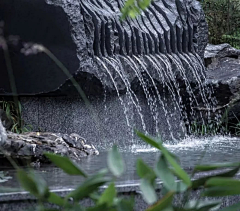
[1,136,240,193]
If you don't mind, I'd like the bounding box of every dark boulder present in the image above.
[204,43,240,68]
[203,44,240,129]
[0,0,208,96]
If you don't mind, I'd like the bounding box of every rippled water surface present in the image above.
[1,136,240,192]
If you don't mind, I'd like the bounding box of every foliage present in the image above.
[17,146,134,211]
[121,0,152,19]
[190,108,240,136]
[201,0,240,48]
[0,98,32,133]
[2,1,240,210]
[17,133,240,211]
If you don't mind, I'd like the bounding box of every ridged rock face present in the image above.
[47,0,207,58]
[0,0,208,95]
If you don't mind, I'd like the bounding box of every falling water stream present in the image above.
[93,50,216,145]
[0,2,232,210]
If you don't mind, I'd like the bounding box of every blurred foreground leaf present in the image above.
[184,200,221,211]
[67,169,110,201]
[194,162,240,172]
[116,197,135,211]
[140,178,157,205]
[136,132,191,187]
[204,177,240,196]
[155,156,177,191]
[192,166,240,189]
[44,152,87,177]
[146,191,174,211]
[108,145,125,177]
[98,182,116,206]
[17,169,48,199]
[137,159,156,182]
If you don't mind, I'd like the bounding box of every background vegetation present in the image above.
[200,0,240,49]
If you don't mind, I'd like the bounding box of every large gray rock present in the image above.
[204,43,240,68]
[0,0,209,143]
[203,44,240,127]
[0,0,208,95]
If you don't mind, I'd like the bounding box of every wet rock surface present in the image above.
[204,44,240,123]
[0,130,99,166]
[205,43,240,69]
[0,0,207,96]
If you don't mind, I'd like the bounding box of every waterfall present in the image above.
[3,0,211,147]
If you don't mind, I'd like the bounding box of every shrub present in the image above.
[201,0,240,48]
[17,132,240,211]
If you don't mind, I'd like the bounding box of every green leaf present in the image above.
[17,169,49,199]
[136,131,162,150]
[220,202,240,211]
[121,0,136,20]
[107,145,125,177]
[138,0,151,10]
[64,204,85,211]
[203,186,240,197]
[140,178,157,205]
[31,171,49,197]
[98,182,116,206]
[185,200,221,211]
[129,9,138,19]
[137,159,155,179]
[67,170,110,201]
[146,191,174,211]
[116,197,135,211]
[176,181,188,193]
[44,152,87,177]
[194,162,240,172]
[47,192,66,207]
[137,132,191,186]
[206,177,240,188]
[192,166,240,189]
[17,169,39,197]
[86,204,108,211]
[89,192,101,202]
[155,156,177,191]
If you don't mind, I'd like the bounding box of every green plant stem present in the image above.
[0,37,22,168]
[2,40,19,105]
[43,48,90,108]
[2,37,23,131]
[0,147,19,170]
[42,46,102,137]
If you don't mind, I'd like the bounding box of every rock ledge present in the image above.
[0,131,99,166]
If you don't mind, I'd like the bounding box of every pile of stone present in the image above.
[0,120,99,166]
[203,43,240,123]
[205,43,240,69]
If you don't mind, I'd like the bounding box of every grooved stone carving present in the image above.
[0,0,208,95]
